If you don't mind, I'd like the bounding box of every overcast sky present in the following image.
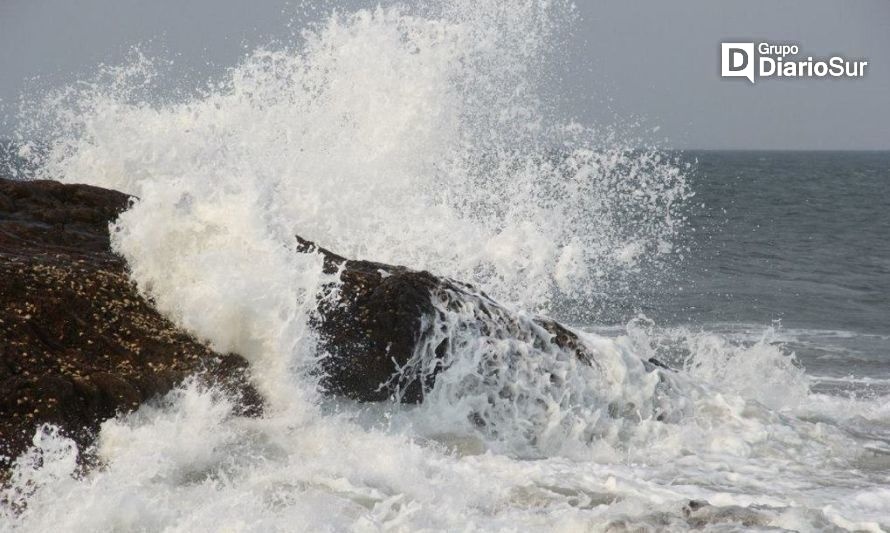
[1,0,888,149]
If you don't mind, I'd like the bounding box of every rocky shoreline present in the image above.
[0,179,261,472]
[1,177,628,473]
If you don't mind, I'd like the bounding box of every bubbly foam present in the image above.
[4,1,889,531]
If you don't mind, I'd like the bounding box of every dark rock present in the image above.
[0,178,262,473]
[297,236,605,403]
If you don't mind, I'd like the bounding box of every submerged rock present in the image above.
[0,178,262,472]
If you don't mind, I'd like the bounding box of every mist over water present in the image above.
[3,1,890,531]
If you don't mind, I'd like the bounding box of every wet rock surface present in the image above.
[0,178,262,472]
[298,236,603,403]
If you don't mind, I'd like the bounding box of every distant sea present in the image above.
[660,151,890,391]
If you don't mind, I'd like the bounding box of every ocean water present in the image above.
[656,151,890,394]
[2,2,890,531]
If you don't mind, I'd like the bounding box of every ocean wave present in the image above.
[3,0,888,530]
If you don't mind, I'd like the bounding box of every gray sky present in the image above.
[1,0,888,149]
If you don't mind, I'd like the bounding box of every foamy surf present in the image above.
[3,1,889,531]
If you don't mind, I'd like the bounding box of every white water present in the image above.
[4,1,890,531]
